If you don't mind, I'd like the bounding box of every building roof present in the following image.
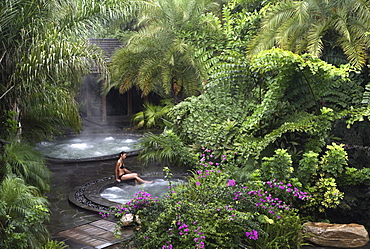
[88,38,124,73]
[89,38,123,59]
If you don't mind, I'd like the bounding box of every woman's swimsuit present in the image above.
[118,164,125,179]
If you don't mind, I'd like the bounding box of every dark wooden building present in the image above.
[80,38,144,125]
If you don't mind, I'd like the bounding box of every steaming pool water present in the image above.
[34,135,141,159]
[100,179,184,204]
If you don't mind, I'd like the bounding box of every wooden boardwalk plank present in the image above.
[58,220,125,248]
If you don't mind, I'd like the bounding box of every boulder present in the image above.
[302,222,369,248]
[120,213,141,227]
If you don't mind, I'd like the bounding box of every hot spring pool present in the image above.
[35,134,141,159]
[100,179,184,204]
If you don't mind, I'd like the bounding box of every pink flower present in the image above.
[246,229,259,240]
[227,179,236,187]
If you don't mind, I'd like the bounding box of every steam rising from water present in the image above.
[35,135,140,159]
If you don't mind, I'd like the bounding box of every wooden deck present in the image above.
[58,220,134,249]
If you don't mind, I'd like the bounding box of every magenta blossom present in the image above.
[227,179,236,187]
[246,229,259,240]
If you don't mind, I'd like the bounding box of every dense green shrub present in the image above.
[139,49,364,167]
[257,144,346,215]
[0,141,62,248]
[0,176,50,249]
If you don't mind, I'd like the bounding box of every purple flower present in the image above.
[246,229,259,240]
[227,179,236,187]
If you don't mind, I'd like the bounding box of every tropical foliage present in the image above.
[136,48,370,226]
[106,0,224,103]
[105,0,280,101]
[55,0,370,247]
[144,49,362,163]
[138,129,196,167]
[248,0,370,69]
[0,0,134,142]
[132,101,173,129]
[0,0,137,248]
[0,140,51,194]
[0,175,50,249]
[2,0,370,247]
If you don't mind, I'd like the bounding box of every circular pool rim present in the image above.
[45,149,141,164]
[68,173,188,213]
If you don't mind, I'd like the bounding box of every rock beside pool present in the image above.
[302,222,369,248]
[120,213,141,227]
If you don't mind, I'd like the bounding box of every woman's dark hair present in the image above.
[119,151,126,156]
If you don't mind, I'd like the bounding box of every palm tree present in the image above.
[106,0,222,103]
[0,0,133,142]
[248,0,370,69]
[0,175,50,249]
[1,0,87,140]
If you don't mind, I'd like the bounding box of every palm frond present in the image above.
[0,140,51,193]
[105,0,219,100]
[248,0,370,69]
[138,129,193,166]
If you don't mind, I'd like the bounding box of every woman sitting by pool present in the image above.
[115,151,153,184]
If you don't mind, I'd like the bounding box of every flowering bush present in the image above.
[106,149,309,248]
